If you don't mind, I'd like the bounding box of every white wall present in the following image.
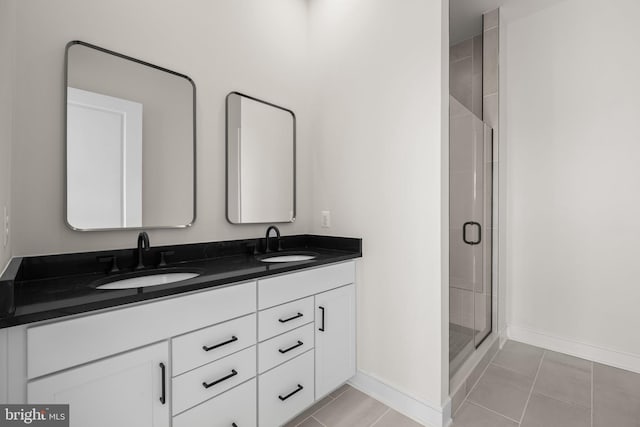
[308,0,449,408]
[504,0,640,367]
[0,0,16,271]
[11,0,313,256]
[7,0,453,414]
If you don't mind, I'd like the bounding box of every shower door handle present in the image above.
[463,222,482,245]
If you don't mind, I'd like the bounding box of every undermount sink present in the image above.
[96,272,200,290]
[257,252,318,263]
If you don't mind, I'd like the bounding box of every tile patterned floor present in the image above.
[284,384,423,427]
[285,340,640,427]
[453,340,640,427]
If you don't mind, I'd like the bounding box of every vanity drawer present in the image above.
[27,281,256,379]
[173,378,256,427]
[258,296,313,341]
[258,261,355,309]
[172,346,256,415]
[172,313,256,376]
[258,350,314,427]
[259,323,314,374]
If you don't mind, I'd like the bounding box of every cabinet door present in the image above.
[28,342,169,427]
[315,284,356,398]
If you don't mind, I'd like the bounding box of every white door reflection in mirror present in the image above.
[65,41,196,231]
[67,87,143,229]
[227,93,295,224]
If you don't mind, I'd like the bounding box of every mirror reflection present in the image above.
[65,41,196,231]
[226,92,295,224]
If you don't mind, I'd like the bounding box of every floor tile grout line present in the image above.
[292,394,336,426]
[311,395,336,416]
[311,415,328,427]
[518,350,546,424]
[465,400,522,424]
[531,390,591,410]
[590,361,594,427]
[331,386,351,400]
[453,344,502,418]
[369,407,391,427]
[490,359,542,379]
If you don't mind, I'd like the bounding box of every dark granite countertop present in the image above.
[0,235,361,328]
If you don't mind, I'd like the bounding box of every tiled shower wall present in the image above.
[482,9,499,343]
[483,9,499,135]
[450,34,482,118]
[449,98,488,331]
[449,8,500,127]
[449,9,500,333]
[449,29,482,332]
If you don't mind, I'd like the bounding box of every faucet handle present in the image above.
[97,256,120,274]
[247,241,260,255]
[157,251,175,267]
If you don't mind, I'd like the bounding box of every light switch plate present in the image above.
[321,211,331,228]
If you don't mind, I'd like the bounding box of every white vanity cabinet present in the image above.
[257,261,356,425]
[28,342,170,427]
[6,260,357,427]
[24,281,257,427]
[315,284,356,398]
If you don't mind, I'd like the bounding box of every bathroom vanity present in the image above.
[0,235,361,427]
[0,40,360,427]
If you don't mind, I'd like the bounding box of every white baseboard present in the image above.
[508,325,640,374]
[499,328,508,348]
[348,371,451,427]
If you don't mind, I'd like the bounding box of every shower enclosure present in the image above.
[449,96,493,376]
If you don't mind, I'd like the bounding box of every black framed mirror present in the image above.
[226,92,296,224]
[65,41,196,231]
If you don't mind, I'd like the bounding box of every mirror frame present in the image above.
[225,91,296,225]
[64,40,197,231]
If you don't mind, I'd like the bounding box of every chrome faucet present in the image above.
[264,225,282,253]
[136,231,150,270]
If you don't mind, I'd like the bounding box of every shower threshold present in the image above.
[450,323,476,377]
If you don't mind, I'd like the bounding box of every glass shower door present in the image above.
[449,96,493,375]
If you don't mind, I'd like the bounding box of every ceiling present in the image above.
[450,0,506,44]
[450,0,568,45]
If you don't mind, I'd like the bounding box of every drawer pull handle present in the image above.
[279,312,303,323]
[319,306,325,332]
[202,369,238,389]
[279,340,304,354]
[279,384,304,401]
[159,362,166,404]
[202,336,238,352]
